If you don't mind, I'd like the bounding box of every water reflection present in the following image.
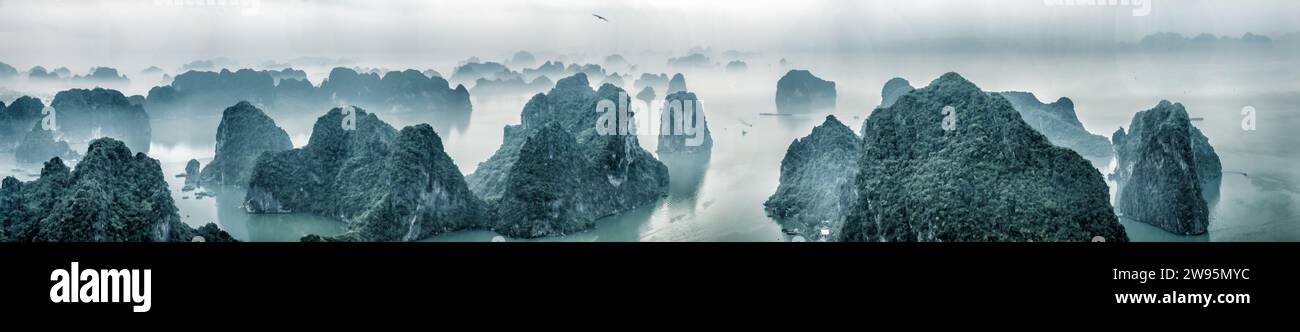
[772,115,818,132]
[1120,218,1210,242]
[661,153,710,203]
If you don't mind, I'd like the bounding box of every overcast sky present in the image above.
[1,0,1297,70]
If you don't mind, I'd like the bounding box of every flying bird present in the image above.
[592,13,609,22]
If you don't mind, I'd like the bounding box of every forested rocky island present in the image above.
[775,70,836,113]
[878,77,914,109]
[1,138,234,242]
[466,73,669,238]
[15,123,79,163]
[145,67,473,119]
[997,91,1114,167]
[0,96,46,151]
[667,73,688,94]
[764,115,860,240]
[1110,100,1221,235]
[244,107,488,241]
[50,88,152,154]
[656,91,713,156]
[198,101,294,185]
